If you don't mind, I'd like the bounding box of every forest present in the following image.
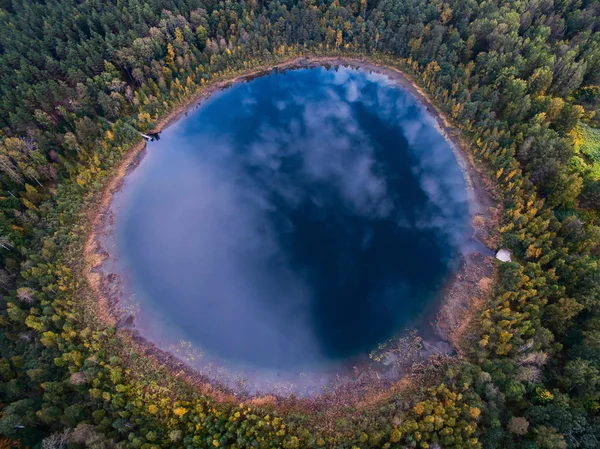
[1,0,600,447]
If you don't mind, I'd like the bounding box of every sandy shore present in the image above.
[82,55,501,409]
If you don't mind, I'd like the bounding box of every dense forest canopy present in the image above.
[1,0,600,448]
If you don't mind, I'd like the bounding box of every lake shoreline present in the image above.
[83,55,501,408]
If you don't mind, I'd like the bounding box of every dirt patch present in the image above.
[435,252,496,352]
[81,55,502,414]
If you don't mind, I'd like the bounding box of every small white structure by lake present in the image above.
[496,249,512,262]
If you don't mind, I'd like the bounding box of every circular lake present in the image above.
[110,66,470,393]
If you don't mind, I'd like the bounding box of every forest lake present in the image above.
[87,60,496,398]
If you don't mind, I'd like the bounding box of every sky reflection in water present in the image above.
[115,67,469,373]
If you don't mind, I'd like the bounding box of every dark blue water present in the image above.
[114,67,469,374]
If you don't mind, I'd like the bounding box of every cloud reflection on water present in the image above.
[116,67,469,373]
